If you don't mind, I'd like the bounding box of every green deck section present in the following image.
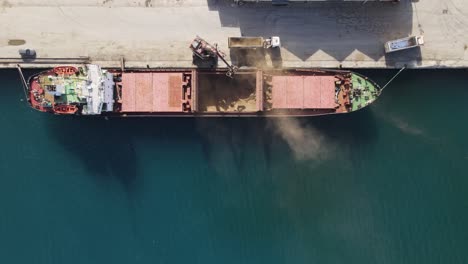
[350,73,380,112]
[64,83,80,103]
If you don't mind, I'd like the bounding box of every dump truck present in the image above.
[228,36,281,49]
[384,35,424,53]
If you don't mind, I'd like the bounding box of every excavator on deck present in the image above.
[189,36,238,77]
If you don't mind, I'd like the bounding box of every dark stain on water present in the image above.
[0,69,468,264]
[7,39,26,46]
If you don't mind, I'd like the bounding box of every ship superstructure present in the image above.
[29,65,114,115]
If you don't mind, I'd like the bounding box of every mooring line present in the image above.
[381,66,406,91]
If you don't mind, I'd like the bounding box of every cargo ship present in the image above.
[25,64,381,117]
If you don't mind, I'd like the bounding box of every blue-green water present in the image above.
[1,69,467,264]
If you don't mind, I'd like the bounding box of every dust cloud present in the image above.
[388,115,424,136]
[269,118,333,161]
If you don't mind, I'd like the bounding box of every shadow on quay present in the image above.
[207,0,413,63]
[384,46,423,68]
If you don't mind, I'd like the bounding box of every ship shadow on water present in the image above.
[45,117,213,194]
[45,116,140,194]
[304,107,378,150]
[44,108,379,262]
[195,109,378,172]
[45,108,377,194]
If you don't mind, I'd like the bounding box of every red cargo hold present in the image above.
[121,72,184,112]
[272,75,337,109]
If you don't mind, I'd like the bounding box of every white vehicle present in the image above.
[384,35,424,53]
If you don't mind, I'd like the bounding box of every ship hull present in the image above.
[27,67,381,117]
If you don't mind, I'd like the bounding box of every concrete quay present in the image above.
[0,0,467,69]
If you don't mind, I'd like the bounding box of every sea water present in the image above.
[0,69,467,264]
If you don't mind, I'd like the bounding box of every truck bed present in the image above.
[385,36,424,53]
[228,37,264,48]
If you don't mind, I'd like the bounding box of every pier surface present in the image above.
[0,0,467,69]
